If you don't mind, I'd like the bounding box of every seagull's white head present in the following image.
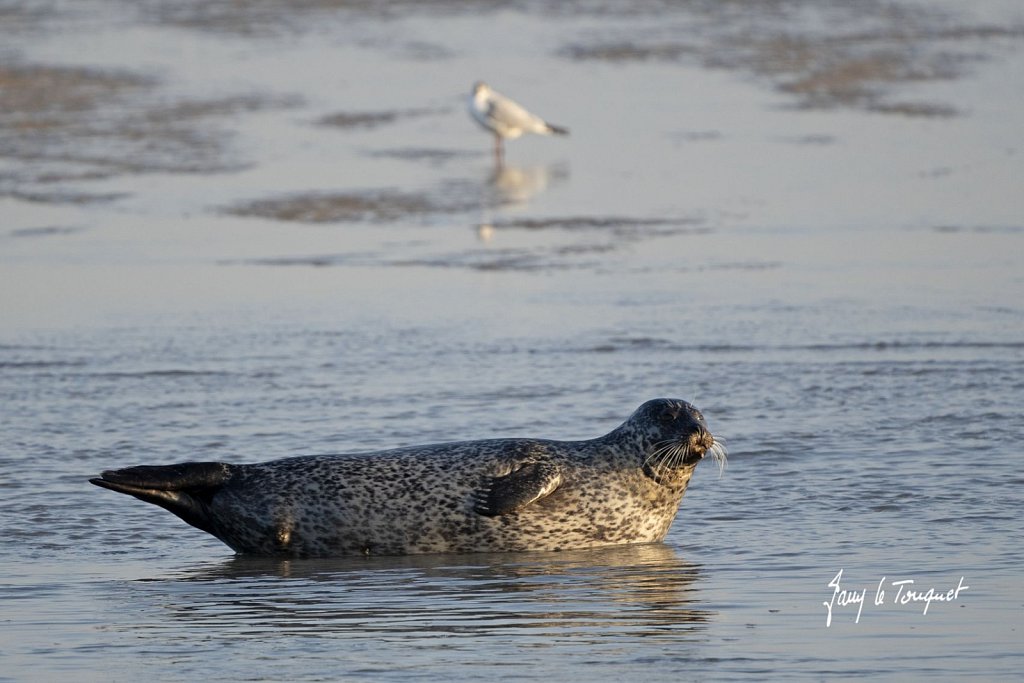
[472,81,490,97]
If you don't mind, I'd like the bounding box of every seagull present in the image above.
[468,81,568,163]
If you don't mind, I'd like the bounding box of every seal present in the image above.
[90,398,725,558]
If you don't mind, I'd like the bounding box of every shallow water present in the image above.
[2,1,1023,680]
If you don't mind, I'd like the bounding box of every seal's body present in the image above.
[91,399,724,557]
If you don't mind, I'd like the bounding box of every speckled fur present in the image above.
[92,398,721,557]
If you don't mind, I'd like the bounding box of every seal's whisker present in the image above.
[643,440,679,479]
[709,440,728,477]
[647,442,688,476]
[675,443,691,469]
[646,439,708,476]
[646,433,728,480]
[667,443,686,472]
[644,440,679,467]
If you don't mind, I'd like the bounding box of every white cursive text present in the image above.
[823,570,968,627]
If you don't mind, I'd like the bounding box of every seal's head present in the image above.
[620,398,726,484]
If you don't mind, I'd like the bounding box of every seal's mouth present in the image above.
[643,428,728,482]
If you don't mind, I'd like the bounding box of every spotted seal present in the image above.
[90,398,725,558]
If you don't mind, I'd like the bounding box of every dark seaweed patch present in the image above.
[224,186,479,224]
[559,4,1024,116]
[0,63,300,200]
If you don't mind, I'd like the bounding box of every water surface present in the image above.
[1,1,1022,680]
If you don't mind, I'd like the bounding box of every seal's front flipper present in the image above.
[473,461,562,516]
[90,461,232,535]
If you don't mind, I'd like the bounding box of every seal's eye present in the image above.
[658,409,676,423]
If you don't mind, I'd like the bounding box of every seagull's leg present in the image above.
[494,133,504,166]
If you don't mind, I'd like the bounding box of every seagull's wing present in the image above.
[486,93,550,133]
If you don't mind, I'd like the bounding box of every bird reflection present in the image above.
[489,162,560,206]
[476,161,569,242]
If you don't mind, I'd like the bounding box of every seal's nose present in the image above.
[687,427,714,459]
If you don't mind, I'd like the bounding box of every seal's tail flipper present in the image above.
[90,462,232,535]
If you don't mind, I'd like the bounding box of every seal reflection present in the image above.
[129,544,710,640]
